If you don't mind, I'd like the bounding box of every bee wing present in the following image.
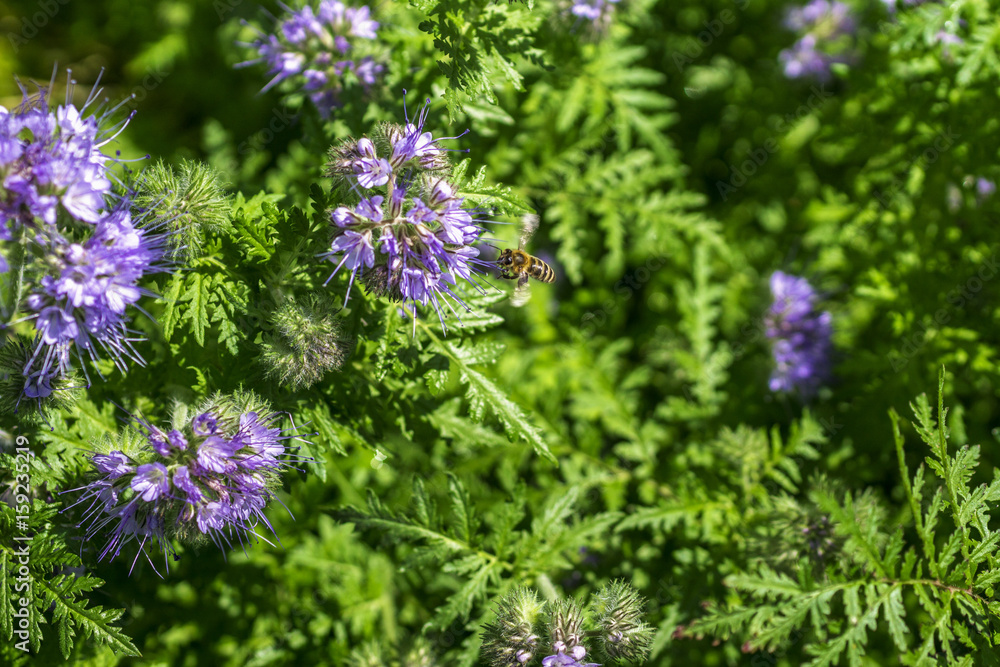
[511,273,532,307]
[518,213,539,250]
[480,244,501,263]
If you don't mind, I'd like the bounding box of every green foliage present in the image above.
[0,458,138,662]
[690,371,1000,664]
[3,0,1000,665]
[337,475,621,644]
[409,0,546,115]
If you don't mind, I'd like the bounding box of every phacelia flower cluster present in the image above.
[70,394,306,574]
[323,98,492,333]
[0,73,132,258]
[0,72,170,416]
[24,206,167,389]
[779,0,857,82]
[765,271,833,396]
[481,583,652,667]
[236,1,384,117]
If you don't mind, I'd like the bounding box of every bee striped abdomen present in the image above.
[528,257,556,283]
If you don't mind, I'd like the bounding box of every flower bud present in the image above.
[401,637,439,666]
[591,580,654,663]
[130,159,230,260]
[547,598,586,655]
[327,136,363,179]
[0,335,80,423]
[481,587,545,667]
[357,264,405,302]
[258,295,351,389]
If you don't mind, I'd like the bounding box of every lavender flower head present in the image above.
[2,90,107,236]
[779,0,857,82]
[765,271,833,395]
[977,177,996,199]
[569,0,621,27]
[0,70,135,252]
[0,70,171,410]
[22,205,168,389]
[236,1,384,117]
[69,393,309,575]
[323,96,494,333]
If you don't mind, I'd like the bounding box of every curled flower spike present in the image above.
[590,580,653,663]
[481,587,545,667]
[322,96,492,334]
[258,295,351,389]
[66,393,311,575]
[481,582,652,666]
[235,1,384,117]
[779,0,857,82]
[545,599,600,666]
[0,335,80,421]
[765,271,833,396]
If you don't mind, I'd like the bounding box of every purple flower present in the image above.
[71,402,307,575]
[784,0,854,33]
[21,205,168,386]
[148,429,172,457]
[570,0,619,21]
[167,430,188,451]
[934,31,963,47]
[0,73,126,237]
[196,501,228,534]
[765,271,833,395]
[231,411,285,468]
[131,463,170,501]
[172,466,202,503]
[780,0,857,81]
[779,35,839,82]
[570,0,620,23]
[93,451,133,479]
[354,56,384,86]
[322,98,492,332]
[236,1,383,118]
[192,412,218,436]
[975,177,995,197]
[196,435,241,474]
[542,650,600,666]
[354,156,392,188]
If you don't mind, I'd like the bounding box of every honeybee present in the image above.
[496,214,555,307]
